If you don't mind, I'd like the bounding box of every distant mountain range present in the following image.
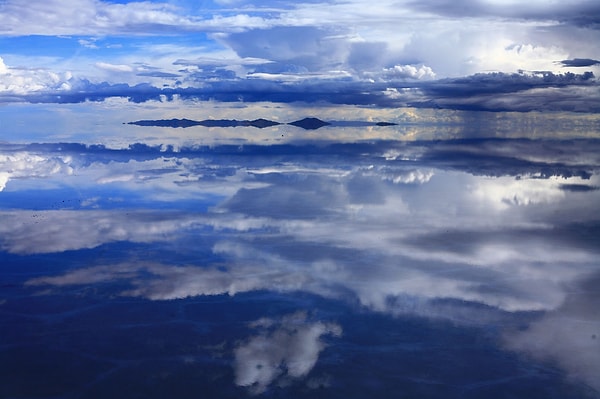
[127,117,397,130]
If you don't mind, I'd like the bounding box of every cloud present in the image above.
[380,64,436,81]
[0,0,280,37]
[0,56,75,97]
[2,52,597,112]
[1,0,599,91]
[560,58,600,67]
[95,62,134,73]
[405,0,600,27]
[0,210,204,254]
[505,273,600,392]
[22,169,600,314]
[0,57,8,74]
[404,71,600,112]
[11,137,599,317]
[233,312,342,394]
[0,0,195,36]
[219,26,351,72]
[136,71,180,78]
[0,151,74,191]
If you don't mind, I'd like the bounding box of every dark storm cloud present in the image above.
[408,71,599,112]
[8,68,596,113]
[415,71,595,98]
[560,58,600,67]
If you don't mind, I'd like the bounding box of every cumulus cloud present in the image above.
[233,312,342,394]
[0,151,74,191]
[380,64,436,80]
[219,26,351,72]
[0,57,8,74]
[0,56,75,96]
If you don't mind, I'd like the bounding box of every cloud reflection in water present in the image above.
[2,137,600,395]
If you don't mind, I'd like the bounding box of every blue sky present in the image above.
[1,0,599,111]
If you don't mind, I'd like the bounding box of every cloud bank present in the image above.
[1,52,598,112]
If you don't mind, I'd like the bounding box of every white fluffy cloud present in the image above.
[380,65,436,80]
[95,62,134,73]
[0,151,74,191]
[0,56,74,96]
[234,312,342,394]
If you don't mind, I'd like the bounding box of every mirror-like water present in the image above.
[1,130,599,398]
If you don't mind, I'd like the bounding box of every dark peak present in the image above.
[128,118,200,128]
[250,118,281,128]
[288,117,331,130]
[128,118,281,129]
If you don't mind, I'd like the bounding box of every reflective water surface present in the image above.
[1,127,600,397]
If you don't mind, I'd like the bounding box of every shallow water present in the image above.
[1,129,599,398]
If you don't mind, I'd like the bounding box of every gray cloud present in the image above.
[406,0,600,27]
[560,58,600,67]
[136,71,180,78]
[0,210,203,254]
[347,42,388,73]
[505,273,600,392]
[219,26,350,72]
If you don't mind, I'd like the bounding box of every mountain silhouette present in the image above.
[287,117,331,130]
[128,117,397,130]
[128,118,280,129]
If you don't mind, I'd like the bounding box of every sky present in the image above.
[0,0,599,111]
[1,2,600,398]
